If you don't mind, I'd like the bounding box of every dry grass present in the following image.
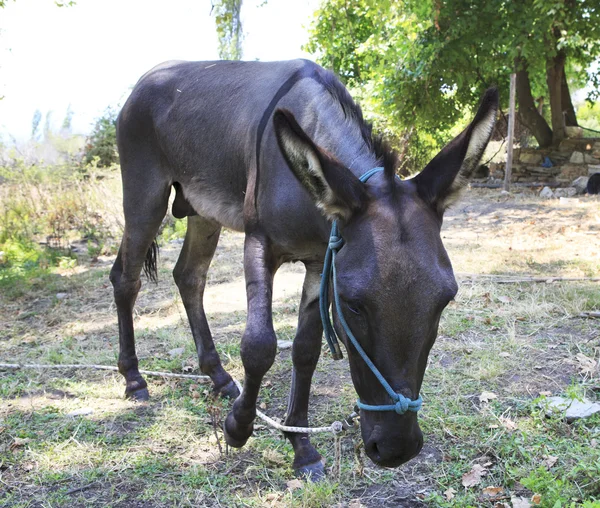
[1,179,599,507]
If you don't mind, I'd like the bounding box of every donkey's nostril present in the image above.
[366,440,381,462]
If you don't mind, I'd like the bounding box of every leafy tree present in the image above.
[31,109,42,141]
[212,0,243,60]
[83,108,118,168]
[307,0,600,161]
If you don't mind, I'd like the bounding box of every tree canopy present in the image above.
[212,0,243,60]
[307,0,600,169]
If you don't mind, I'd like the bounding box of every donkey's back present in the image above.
[117,59,319,231]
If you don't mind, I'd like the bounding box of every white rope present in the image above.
[0,363,347,435]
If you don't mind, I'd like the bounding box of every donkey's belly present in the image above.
[181,178,246,232]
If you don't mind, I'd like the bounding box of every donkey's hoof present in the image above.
[214,379,240,400]
[224,412,253,448]
[125,386,149,401]
[294,460,326,481]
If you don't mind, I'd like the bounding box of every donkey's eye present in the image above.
[346,303,361,315]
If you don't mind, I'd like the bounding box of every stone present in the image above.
[564,126,583,138]
[570,151,585,164]
[584,153,600,164]
[589,165,600,176]
[539,186,555,199]
[594,141,600,152]
[554,187,577,198]
[520,152,542,164]
[56,292,68,300]
[67,408,94,417]
[277,340,293,350]
[572,176,589,194]
[559,164,588,180]
[168,347,185,358]
[544,396,600,422]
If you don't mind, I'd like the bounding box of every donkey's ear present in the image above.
[414,88,499,214]
[273,108,368,221]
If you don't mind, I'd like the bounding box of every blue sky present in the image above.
[0,0,318,142]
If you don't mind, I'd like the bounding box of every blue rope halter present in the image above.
[319,167,423,415]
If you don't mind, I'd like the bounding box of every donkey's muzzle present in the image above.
[363,420,424,467]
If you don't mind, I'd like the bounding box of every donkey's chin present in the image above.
[362,419,424,468]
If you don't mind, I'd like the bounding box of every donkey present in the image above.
[111,59,498,478]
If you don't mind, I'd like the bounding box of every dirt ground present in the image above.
[1,186,599,507]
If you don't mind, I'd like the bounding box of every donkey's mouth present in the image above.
[365,433,424,468]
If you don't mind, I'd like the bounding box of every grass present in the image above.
[1,174,600,506]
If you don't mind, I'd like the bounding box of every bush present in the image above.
[83,108,118,168]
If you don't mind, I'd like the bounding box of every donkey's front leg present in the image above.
[283,263,325,479]
[224,234,278,448]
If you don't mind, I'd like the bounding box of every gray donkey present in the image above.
[111,59,498,478]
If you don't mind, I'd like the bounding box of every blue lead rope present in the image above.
[319,167,423,415]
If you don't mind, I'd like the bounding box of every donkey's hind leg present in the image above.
[173,215,239,399]
[110,177,170,400]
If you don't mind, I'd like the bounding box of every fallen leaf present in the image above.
[348,501,364,508]
[259,402,267,410]
[286,479,303,491]
[575,353,597,376]
[498,295,512,304]
[263,450,286,466]
[499,352,511,358]
[480,391,498,403]
[482,486,503,497]
[444,487,456,500]
[531,493,542,505]
[462,464,487,487]
[499,416,517,431]
[543,455,558,469]
[511,496,532,508]
[539,391,552,397]
[10,437,30,451]
[591,439,598,448]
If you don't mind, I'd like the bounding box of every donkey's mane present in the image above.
[316,68,399,180]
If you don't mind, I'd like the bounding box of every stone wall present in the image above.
[489,137,600,183]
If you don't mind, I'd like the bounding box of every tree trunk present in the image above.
[561,72,578,127]
[515,58,553,148]
[546,46,566,145]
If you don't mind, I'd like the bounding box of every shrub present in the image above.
[83,108,118,168]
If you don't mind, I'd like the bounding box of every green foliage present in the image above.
[83,107,118,168]
[212,0,243,60]
[577,101,600,133]
[0,158,118,296]
[307,0,600,171]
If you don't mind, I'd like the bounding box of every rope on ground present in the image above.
[232,380,345,435]
[458,274,600,284]
[0,363,212,381]
[0,363,349,436]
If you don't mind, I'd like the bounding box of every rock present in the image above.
[520,152,542,164]
[539,186,555,199]
[589,165,600,176]
[571,176,589,194]
[584,153,600,164]
[594,141,600,152]
[544,396,600,422]
[570,151,585,164]
[67,408,94,417]
[168,347,185,358]
[277,340,293,350]
[56,292,68,300]
[554,187,577,198]
[564,126,583,138]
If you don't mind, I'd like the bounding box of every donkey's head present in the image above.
[274,89,498,467]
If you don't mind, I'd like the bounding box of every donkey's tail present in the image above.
[143,240,159,282]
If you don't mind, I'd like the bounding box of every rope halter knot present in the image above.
[319,167,424,416]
